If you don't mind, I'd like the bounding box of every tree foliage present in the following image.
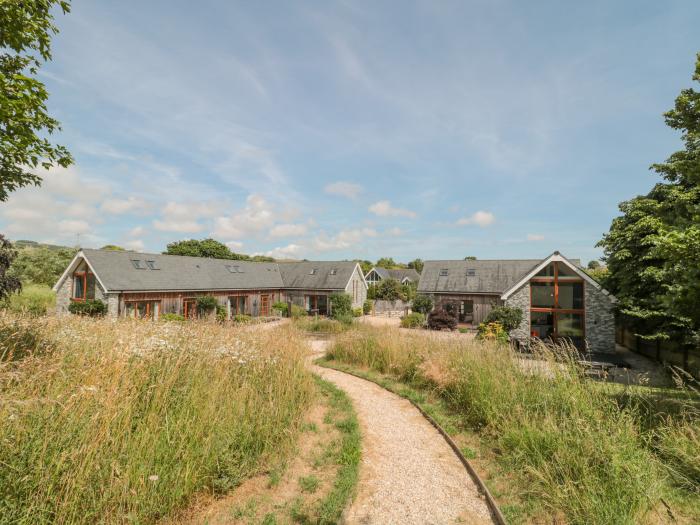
[0,1,73,201]
[484,306,523,332]
[407,258,424,273]
[0,235,21,301]
[100,245,125,251]
[598,54,700,344]
[8,245,75,287]
[164,238,271,261]
[329,292,352,319]
[375,257,399,269]
[412,294,434,314]
[427,308,457,331]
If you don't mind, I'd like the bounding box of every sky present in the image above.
[2,0,699,263]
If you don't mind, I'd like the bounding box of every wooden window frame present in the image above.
[72,271,88,302]
[182,298,198,319]
[529,262,585,341]
[229,295,248,316]
[124,300,160,320]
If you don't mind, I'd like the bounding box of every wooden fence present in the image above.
[616,326,700,379]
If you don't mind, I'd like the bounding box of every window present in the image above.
[145,260,160,270]
[125,301,159,320]
[466,269,476,277]
[309,268,318,275]
[330,268,338,275]
[226,265,243,273]
[439,268,449,276]
[530,262,585,347]
[73,272,86,300]
[230,295,247,315]
[131,259,146,270]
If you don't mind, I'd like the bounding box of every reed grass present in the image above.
[327,325,699,524]
[0,313,314,524]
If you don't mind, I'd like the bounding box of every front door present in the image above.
[260,294,270,316]
[459,300,474,324]
[183,298,197,319]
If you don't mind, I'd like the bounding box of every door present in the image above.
[183,298,197,319]
[260,294,270,316]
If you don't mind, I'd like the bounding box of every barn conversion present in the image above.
[417,252,616,353]
[54,249,367,319]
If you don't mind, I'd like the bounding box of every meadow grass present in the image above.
[2,284,55,316]
[0,313,314,524]
[326,325,700,524]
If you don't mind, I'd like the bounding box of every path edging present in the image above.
[317,361,508,525]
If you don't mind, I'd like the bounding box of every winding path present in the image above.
[308,339,494,525]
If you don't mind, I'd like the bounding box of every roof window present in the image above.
[131,259,146,270]
[309,268,318,275]
[226,265,244,273]
[330,268,338,275]
[439,268,449,276]
[466,268,476,277]
[146,260,160,270]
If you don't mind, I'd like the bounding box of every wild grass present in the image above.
[326,325,700,524]
[1,284,55,316]
[0,313,314,524]
[294,317,350,334]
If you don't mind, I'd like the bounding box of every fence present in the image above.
[616,326,700,379]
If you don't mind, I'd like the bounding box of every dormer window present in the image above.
[439,268,449,276]
[146,260,159,270]
[131,259,146,270]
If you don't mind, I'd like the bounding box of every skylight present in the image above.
[309,268,318,275]
[466,268,476,276]
[439,268,449,276]
[330,268,338,275]
[146,260,160,270]
[225,265,244,273]
[131,259,146,270]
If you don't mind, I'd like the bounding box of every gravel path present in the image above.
[308,339,494,525]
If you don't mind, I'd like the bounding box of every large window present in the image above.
[530,262,585,348]
[229,295,247,316]
[73,272,86,300]
[306,295,328,315]
[125,301,159,320]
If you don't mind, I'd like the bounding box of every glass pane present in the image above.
[531,311,554,339]
[137,302,147,318]
[126,302,135,318]
[558,282,584,309]
[535,263,555,277]
[531,282,555,308]
[557,313,584,337]
[73,275,84,298]
[557,262,579,279]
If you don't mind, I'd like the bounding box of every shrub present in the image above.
[362,299,373,315]
[196,296,218,315]
[400,312,425,328]
[68,299,107,317]
[484,306,523,332]
[374,278,403,301]
[272,301,289,316]
[160,313,185,322]
[335,313,355,327]
[290,304,308,318]
[401,282,417,301]
[215,305,227,322]
[366,284,377,300]
[412,294,433,315]
[352,307,363,317]
[427,308,457,331]
[232,314,252,323]
[329,293,352,319]
[476,321,509,343]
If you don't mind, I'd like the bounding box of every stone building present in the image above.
[54,249,367,320]
[417,252,616,354]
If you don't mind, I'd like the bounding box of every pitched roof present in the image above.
[417,257,582,295]
[370,267,421,282]
[58,250,360,293]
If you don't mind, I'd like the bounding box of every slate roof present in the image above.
[71,249,358,292]
[418,258,582,295]
[371,267,421,282]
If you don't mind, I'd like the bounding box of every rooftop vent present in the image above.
[131,259,146,270]
[439,268,449,277]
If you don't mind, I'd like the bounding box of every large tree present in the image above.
[598,53,700,345]
[164,238,258,260]
[0,1,73,201]
[8,245,75,287]
[0,235,21,300]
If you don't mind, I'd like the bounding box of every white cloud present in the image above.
[152,200,222,233]
[312,227,378,252]
[153,219,204,233]
[527,233,545,241]
[225,240,243,250]
[387,227,403,236]
[212,194,276,238]
[128,226,145,237]
[324,181,363,199]
[58,220,91,235]
[269,223,308,238]
[101,196,149,215]
[456,211,495,227]
[368,200,416,218]
[123,239,145,251]
[264,243,303,258]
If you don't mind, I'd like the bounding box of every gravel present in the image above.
[309,340,494,525]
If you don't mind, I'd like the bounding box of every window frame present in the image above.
[529,262,585,342]
[72,271,88,301]
[124,300,160,320]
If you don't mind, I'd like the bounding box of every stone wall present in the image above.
[373,299,411,317]
[344,265,368,308]
[55,274,73,315]
[505,284,530,342]
[584,281,616,354]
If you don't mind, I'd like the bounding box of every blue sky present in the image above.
[3,1,699,263]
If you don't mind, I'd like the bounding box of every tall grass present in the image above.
[327,326,699,524]
[2,284,55,316]
[0,313,314,524]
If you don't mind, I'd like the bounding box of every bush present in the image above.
[216,305,227,322]
[366,284,377,300]
[272,301,289,317]
[363,299,373,315]
[68,299,107,317]
[476,321,509,343]
[329,293,352,319]
[374,279,403,301]
[412,294,433,315]
[400,312,425,328]
[290,304,308,319]
[484,306,523,332]
[196,296,218,315]
[427,308,457,331]
[335,313,355,327]
[232,314,252,323]
[352,307,363,317]
[161,313,185,322]
[401,282,417,302]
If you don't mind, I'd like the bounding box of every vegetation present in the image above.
[400,312,425,328]
[329,292,352,319]
[7,243,76,287]
[476,321,509,343]
[0,315,314,524]
[294,317,349,334]
[0,0,73,201]
[160,313,185,322]
[0,235,21,301]
[67,299,106,317]
[362,299,373,315]
[165,238,275,262]
[232,314,253,323]
[407,258,424,273]
[2,283,55,316]
[325,325,700,524]
[195,295,218,316]
[427,308,457,331]
[290,304,308,318]
[352,307,363,317]
[598,54,700,348]
[411,294,434,315]
[99,244,125,251]
[272,301,288,316]
[368,278,415,302]
[483,306,523,332]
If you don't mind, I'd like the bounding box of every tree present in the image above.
[0,235,22,300]
[598,53,700,345]
[375,257,397,269]
[374,278,403,301]
[587,260,601,270]
[100,245,125,251]
[412,294,434,314]
[407,258,424,273]
[165,238,251,260]
[0,1,73,201]
[464,256,477,261]
[354,259,373,274]
[8,245,75,287]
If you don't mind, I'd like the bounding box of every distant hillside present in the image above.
[13,240,75,252]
